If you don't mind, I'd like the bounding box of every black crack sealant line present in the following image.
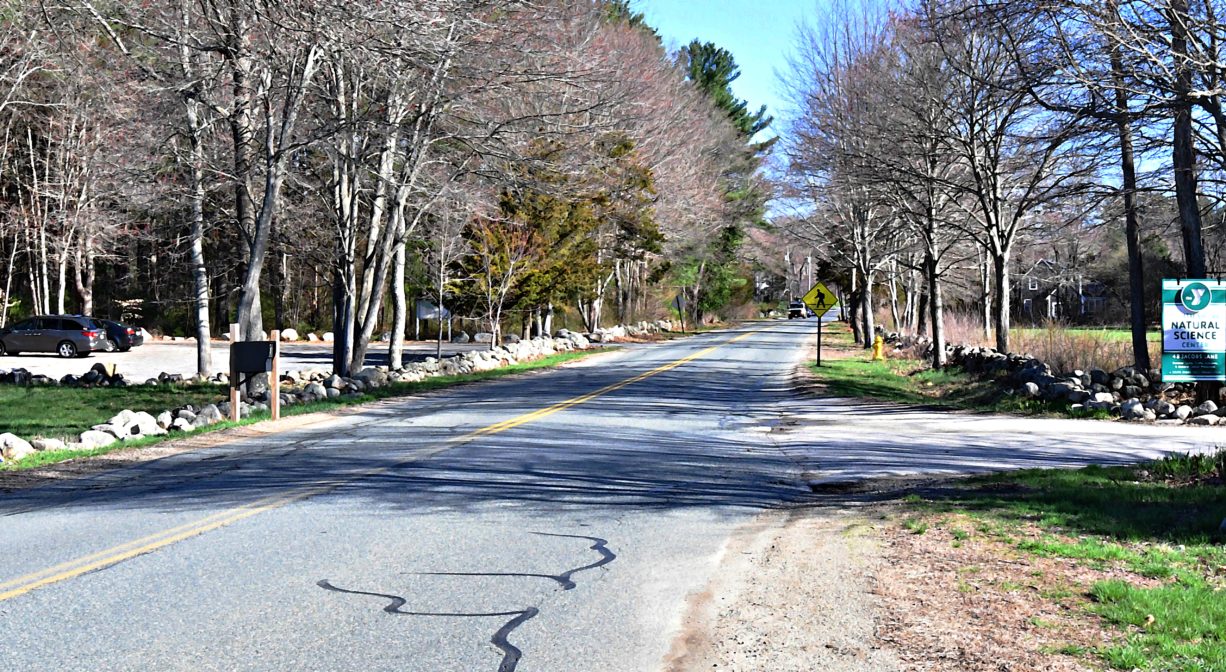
[317,533,615,672]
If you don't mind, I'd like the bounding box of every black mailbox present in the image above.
[231,341,275,376]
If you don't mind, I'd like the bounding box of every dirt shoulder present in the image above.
[664,485,1126,672]
[662,506,901,672]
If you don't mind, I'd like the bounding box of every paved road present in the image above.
[0,321,1214,671]
[0,339,493,382]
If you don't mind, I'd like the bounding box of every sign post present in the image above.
[1161,279,1226,382]
[801,282,839,367]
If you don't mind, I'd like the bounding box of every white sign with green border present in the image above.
[1162,278,1226,381]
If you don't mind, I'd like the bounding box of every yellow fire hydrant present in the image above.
[871,334,886,361]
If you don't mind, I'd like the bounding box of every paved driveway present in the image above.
[0,339,492,381]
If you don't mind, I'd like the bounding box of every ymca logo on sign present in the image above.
[1180,282,1212,312]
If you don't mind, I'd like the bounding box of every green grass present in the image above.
[905,454,1226,671]
[0,348,609,472]
[1013,326,1161,344]
[0,383,231,439]
[810,356,1085,417]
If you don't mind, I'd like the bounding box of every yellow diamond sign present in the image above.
[801,282,838,317]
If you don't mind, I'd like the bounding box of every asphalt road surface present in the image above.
[0,320,1213,671]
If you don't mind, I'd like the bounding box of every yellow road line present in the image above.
[0,326,768,603]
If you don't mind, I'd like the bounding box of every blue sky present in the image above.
[629,0,815,134]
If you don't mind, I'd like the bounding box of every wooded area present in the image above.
[779,0,1226,370]
[0,0,771,376]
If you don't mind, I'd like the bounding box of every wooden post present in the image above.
[229,323,240,423]
[270,329,281,421]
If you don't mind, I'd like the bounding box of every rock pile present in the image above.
[941,343,1209,424]
[0,328,621,463]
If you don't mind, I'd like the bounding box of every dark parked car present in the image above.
[0,315,107,357]
[97,319,144,352]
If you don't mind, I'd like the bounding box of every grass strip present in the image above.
[901,454,1226,671]
[809,322,1107,418]
[1,348,610,472]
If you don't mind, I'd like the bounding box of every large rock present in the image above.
[1188,414,1221,426]
[194,404,223,427]
[280,328,300,342]
[1120,399,1146,421]
[0,433,35,460]
[354,368,387,388]
[1176,405,1194,421]
[304,382,327,399]
[1091,392,1115,404]
[472,332,495,344]
[1021,382,1041,398]
[323,374,346,390]
[321,332,335,343]
[78,430,117,449]
[171,417,193,432]
[31,437,66,451]
[451,332,472,344]
[156,411,174,430]
[1193,400,1219,417]
[307,332,320,342]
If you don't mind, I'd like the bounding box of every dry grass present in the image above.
[942,312,1159,374]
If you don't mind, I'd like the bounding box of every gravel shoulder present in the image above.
[662,506,902,672]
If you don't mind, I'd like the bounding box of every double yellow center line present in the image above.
[0,327,764,603]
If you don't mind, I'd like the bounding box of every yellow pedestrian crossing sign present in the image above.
[801,282,838,317]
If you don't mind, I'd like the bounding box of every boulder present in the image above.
[307,332,320,342]
[1176,405,1194,421]
[79,430,117,449]
[194,404,223,427]
[451,332,472,344]
[323,374,346,390]
[304,382,327,399]
[177,409,198,423]
[1089,369,1110,386]
[280,328,300,342]
[1194,400,1219,417]
[503,333,521,344]
[171,417,193,432]
[0,433,35,460]
[1188,414,1221,426]
[321,332,335,343]
[31,437,66,451]
[1120,399,1146,420]
[1152,401,1177,417]
[354,367,388,388]
[326,387,341,399]
[1091,392,1115,404]
[1022,382,1041,398]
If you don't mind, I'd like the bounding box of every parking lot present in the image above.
[0,339,490,382]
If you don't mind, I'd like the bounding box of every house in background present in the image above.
[1015,258,1109,323]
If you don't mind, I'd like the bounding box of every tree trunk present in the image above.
[859,268,875,348]
[980,248,992,340]
[332,264,355,377]
[1112,43,1149,371]
[186,93,213,376]
[992,248,1011,352]
[1170,0,1207,278]
[926,253,946,369]
[389,238,406,370]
